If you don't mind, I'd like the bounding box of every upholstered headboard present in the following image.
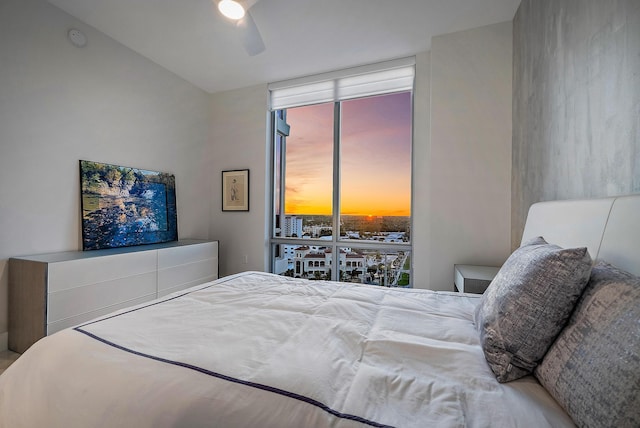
[521,194,640,276]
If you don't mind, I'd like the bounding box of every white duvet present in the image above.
[0,271,574,427]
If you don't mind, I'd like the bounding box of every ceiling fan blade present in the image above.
[236,10,265,56]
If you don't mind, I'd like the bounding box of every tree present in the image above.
[106,168,121,187]
[325,269,332,280]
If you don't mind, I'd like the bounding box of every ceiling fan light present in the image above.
[218,0,245,20]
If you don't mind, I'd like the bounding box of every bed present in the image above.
[1,195,638,427]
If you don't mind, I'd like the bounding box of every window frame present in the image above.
[269,93,414,285]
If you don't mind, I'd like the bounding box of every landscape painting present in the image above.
[80,160,178,250]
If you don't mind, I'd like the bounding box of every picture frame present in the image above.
[222,169,249,211]
[79,160,178,250]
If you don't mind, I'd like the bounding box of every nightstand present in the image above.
[454,264,500,294]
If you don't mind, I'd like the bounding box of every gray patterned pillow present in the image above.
[535,262,640,428]
[474,236,592,383]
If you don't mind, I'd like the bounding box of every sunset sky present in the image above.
[284,91,412,216]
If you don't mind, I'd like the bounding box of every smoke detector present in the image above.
[67,29,87,47]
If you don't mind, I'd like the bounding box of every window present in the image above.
[269,58,414,287]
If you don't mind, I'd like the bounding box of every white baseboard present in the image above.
[0,332,7,351]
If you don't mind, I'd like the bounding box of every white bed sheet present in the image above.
[0,271,574,428]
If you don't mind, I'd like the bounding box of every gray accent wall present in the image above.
[512,0,640,249]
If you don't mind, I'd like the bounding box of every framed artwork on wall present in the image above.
[79,160,178,250]
[222,169,249,211]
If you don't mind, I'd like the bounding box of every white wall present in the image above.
[429,21,513,290]
[209,85,270,276]
[208,22,513,291]
[0,1,513,347]
[0,0,212,345]
[411,52,432,288]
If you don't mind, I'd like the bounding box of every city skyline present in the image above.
[283,92,412,217]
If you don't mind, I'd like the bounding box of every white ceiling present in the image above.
[48,0,521,94]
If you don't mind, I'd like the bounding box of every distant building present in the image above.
[293,247,365,281]
[283,215,303,238]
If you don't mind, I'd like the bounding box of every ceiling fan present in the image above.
[216,0,266,56]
